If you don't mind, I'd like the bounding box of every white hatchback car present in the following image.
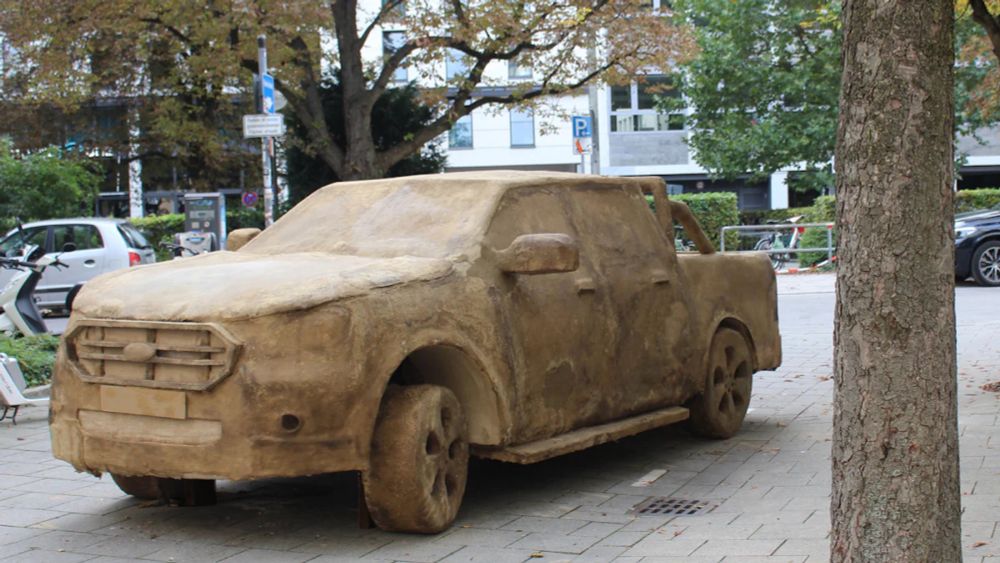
[0,218,156,311]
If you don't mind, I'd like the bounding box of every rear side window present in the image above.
[118,224,150,249]
[52,225,104,252]
[0,227,47,257]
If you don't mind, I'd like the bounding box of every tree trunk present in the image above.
[832,2,960,562]
[332,0,382,181]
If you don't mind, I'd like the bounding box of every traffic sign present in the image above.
[261,73,276,113]
[572,115,592,138]
[242,192,259,207]
[573,138,592,155]
[243,114,285,138]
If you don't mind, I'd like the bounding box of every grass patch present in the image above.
[0,334,60,387]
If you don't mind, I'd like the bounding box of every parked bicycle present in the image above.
[753,215,805,270]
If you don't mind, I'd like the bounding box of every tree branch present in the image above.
[359,0,405,47]
[971,0,1000,63]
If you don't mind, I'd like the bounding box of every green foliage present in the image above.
[956,188,1000,213]
[671,0,841,183]
[286,81,446,203]
[0,334,60,387]
[797,195,837,267]
[804,195,837,223]
[0,140,99,220]
[130,208,267,260]
[226,207,265,231]
[672,192,740,250]
[798,227,836,268]
[129,214,184,261]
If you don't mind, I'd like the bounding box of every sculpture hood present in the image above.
[73,251,454,321]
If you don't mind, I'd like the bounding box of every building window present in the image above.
[381,0,405,20]
[508,59,532,79]
[450,114,473,149]
[382,31,407,82]
[609,75,686,132]
[446,49,468,81]
[510,109,534,147]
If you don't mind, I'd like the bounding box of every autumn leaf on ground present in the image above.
[981,381,1000,393]
[972,540,988,548]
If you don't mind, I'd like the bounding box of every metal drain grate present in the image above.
[629,497,715,516]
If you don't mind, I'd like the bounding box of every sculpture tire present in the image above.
[689,328,753,439]
[363,384,469,533]
[110,473,160,500]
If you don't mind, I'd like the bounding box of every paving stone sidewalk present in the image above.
[0,274,997,562]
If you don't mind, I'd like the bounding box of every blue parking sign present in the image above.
[572,115,592,138]
[261,74,275,114]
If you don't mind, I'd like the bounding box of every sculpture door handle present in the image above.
[575,277,596,293]
[650,269,671,285]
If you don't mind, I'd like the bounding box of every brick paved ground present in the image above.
[1,273,998,562]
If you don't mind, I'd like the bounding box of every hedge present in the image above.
[956,188,1000,213]
[0,334,60,387]
[129,208,266,261]
[672,192,740,251]
[798,195,837,267]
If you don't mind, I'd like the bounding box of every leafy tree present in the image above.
[959,1,1000,130]
[671,0,1000,190]
[0,1,695,182]
[0,140,99,221]
[832,1,960,560]
[286,81,446,205]
[669,0,840,190]
[0,5,260,192]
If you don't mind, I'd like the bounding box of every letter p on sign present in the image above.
[572,116,592,139]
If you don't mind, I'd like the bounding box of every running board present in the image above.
[473,406,689,464]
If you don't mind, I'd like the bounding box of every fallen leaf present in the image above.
[973,541,988,548]
[981,381,1000,393]
[530,553,545,558]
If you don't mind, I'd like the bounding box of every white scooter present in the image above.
[0,245,67,336]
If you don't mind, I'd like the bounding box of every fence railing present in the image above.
[718,222,837,264]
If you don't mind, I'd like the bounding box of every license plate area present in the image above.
[99,385,186,420]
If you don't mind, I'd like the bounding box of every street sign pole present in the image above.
[258,35,274,228]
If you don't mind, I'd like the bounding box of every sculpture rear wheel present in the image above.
[689,328,753,439]
[363,384,469,533]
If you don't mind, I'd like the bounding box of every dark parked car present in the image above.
[956,204,1000,286]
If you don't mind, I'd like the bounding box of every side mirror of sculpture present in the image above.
[496,233,579,275]
[226,228,262,251]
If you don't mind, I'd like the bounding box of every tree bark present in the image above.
[832,2,960,562]
[332,0,382,181]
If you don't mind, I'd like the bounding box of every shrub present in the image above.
[0,140,99,220]
[795,195,837,267]
[0,334,60,387]
[804,195,836,223]
[798,226,836,267]
[129,214,185,261]
[956,188,1000,213]
[226,207,265,231]
[672,192,740,251]
[129,208,266,260]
